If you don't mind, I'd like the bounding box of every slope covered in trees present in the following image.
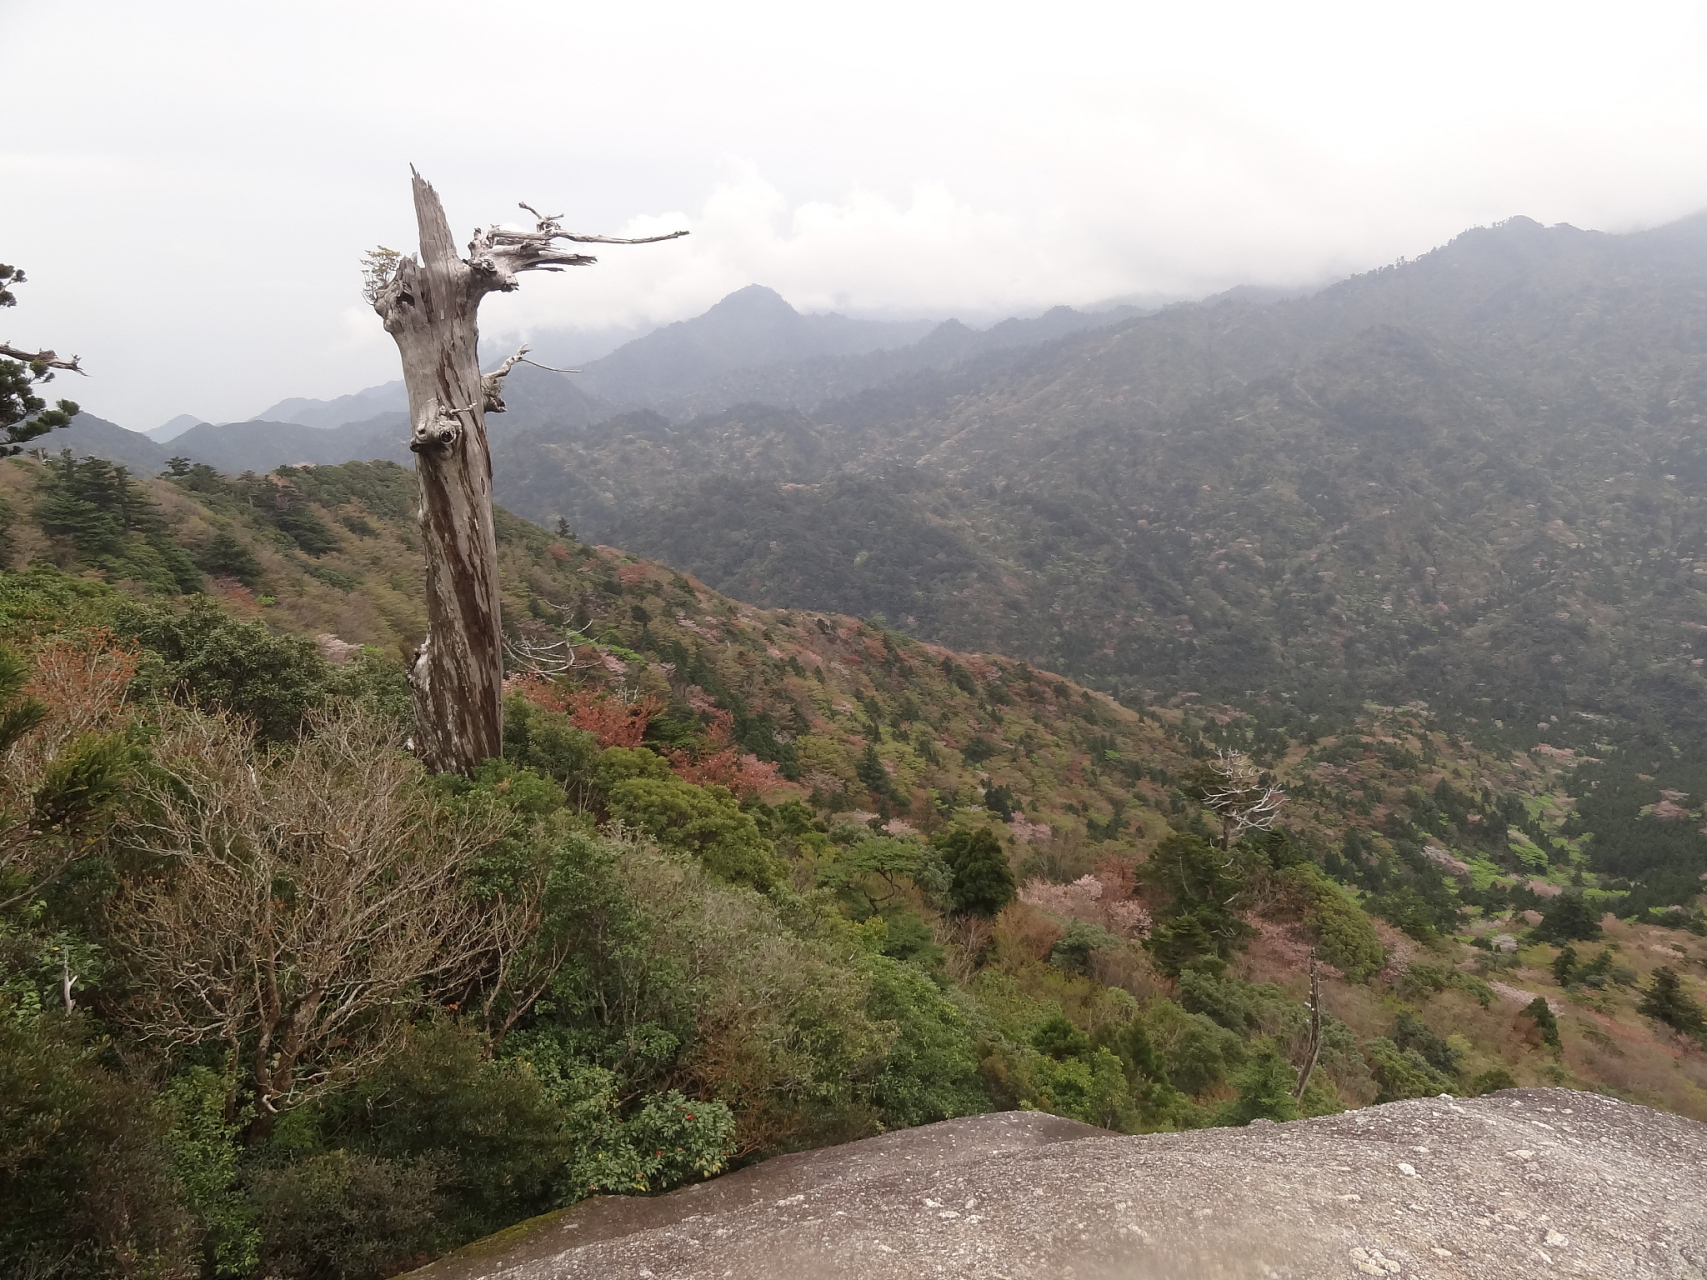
[457,216,1707,766]
[2,450,1704,1279]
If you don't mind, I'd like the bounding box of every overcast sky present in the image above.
[6,0,1707,429]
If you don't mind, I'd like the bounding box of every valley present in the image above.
[8,210,1707,1280]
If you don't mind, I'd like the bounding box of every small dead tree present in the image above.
[368,173,685,774]
[112,707,517,1141]
[1201,747,1286,849]
[1292,947,1323,1101]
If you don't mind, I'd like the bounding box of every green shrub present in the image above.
[860,958,989,1129]
[606,775,783,889]
[495,1039,735,1200]
[1276,863,1385,981]
[162,1069,257,1279]
[1175,967,1305,1038]
[1365,1036,1455,1101]
[246,1150,440,1280]
[502,696,601,805]
[932,827,1016,919]
[0,1012,194,1280]
[320,1022,573,1240]
[1049,921,1119,975]
[1397,962,1494,1008]
[1144,997,1246,1096]
[1520,997,1562,1052]
[114,596,330,740]
[1031,1012,1092,1061]
[1466,1067,1517,1096]
[1216,1037,1301,1126]
[1390,1011,1460,1076]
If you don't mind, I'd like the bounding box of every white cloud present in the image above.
[5,0,1707,426]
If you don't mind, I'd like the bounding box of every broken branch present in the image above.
[0,344,84,374]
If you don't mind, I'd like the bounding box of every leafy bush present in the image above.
[246,1150,440,1280]
[861,958,989,1129]
[1276,863,1385,981]
[114,597,330,741]
[162,1069,257,1279]
[1048,921,1120,975]
[1216,1037,1301,1126]
[320,1021,574,1239]
[1518,997,1562,1052]
[932,827,1017,919]
[0,1012,195,1280]
[1144,997,1246,1096]
[606,775,782,889]
[1365,1036,1455,1102]
[1466,1067,1517,1096]
[1390,1011,1460,1077]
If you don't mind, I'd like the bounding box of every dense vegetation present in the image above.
[2,444,1704,1280]
[443,216,1707,774]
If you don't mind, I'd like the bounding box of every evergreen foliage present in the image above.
[1520,997,1562,1052]
[1532,893,1603,944]
[0,266,80,456]
[932,827,1016,918]
[0,449,1702,1280]
[1637,967,1706,1041]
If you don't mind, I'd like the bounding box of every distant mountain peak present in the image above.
[148,413,210,442]
[706,284,799,317]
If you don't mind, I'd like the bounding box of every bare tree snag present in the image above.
[1201,747,1287,849]
[1292,947,1323,1101]
[370,170,685,774]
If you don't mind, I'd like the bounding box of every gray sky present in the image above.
[6,0,1707,430]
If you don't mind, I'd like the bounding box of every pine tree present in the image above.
[1521,997,1561,1052]
[856,742,893,799]
[1533,893,1602,943]
[1637,967,1706,1041]
[1,265,82,455]
[1219,1039,1302,1125]
[932,827,1016,919]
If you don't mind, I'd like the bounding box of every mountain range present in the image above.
[43,214,1707,760]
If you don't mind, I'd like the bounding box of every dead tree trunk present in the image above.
[1293,947,1323,1101]
[371,170,684,774]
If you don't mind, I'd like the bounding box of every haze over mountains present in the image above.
[54,284,1149,479]
[49,213,1707,755]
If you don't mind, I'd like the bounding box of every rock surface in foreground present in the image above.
[411,1090,1706,1279]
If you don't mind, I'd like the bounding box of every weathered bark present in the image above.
[371,171,684,774]
[1292,947,1323,1101]
[375,173,503,773]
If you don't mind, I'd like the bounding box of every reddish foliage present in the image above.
[25,629,141,731]
[546,542,570,563]
[512,681,662,749]
[1092,855,1138,902]
[663,708,785,800]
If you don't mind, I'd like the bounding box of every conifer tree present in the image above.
[1637,967,1706,1041]
[0,264,82,456]
[932,827,1016,918]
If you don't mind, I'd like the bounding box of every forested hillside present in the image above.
[3,451,1704,1280]
[459,215,1707,770]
